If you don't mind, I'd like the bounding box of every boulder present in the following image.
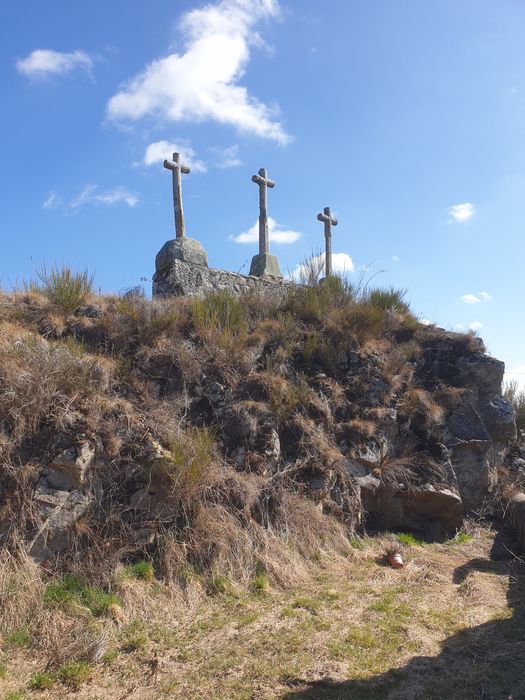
[46,441,95,491]
[30,486,93,562]
[480,395,516,443]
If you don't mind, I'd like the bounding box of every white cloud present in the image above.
[290,252,354,280]
[16,49,92,79]
[478,291,492,301]
[460,294,481,304]
[42,191,62,210]
[70,185,139,210]
[231,217,301,244]
[448,202,475,222]
[506,366,525,391]
[208,144,243,168]
[420,318,432,326]
[106,0,289,144]
[143,140,207,172]
[468,321,483,331]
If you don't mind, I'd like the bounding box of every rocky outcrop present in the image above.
[29,440,97,562]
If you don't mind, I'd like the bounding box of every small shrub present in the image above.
[28,671,55,690]
[191,290,247,341]
[252,564,268,593]
[123,561,155,581]
[366,287,410,313]
[113,296,179,347]
[0,662,7,678]
[56,660,92,690]
[504,380,525,431]
[37,265,94,315]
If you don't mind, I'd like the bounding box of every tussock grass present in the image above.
[36,265,94,315]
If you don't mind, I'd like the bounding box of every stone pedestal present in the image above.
[249,253,283,278]
[155,238,208,274]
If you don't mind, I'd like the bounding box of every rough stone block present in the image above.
[249,253,283,278]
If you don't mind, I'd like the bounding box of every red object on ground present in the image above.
[388,552,404,568]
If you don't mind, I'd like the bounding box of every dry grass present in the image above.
[0,526,523,699]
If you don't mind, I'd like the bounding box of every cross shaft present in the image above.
[317,206,338,277]
[164,152,190,239]
[252,168,275,255]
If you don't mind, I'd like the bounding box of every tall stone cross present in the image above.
[163,152,190,239]
[317,206,338,277]
[252,167,275,255]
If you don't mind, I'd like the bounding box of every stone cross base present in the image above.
[155,238,208,275]
[249,253,283,278]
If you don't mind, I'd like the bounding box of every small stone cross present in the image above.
[164,152,190,239]
[252,168,275,255]
[317,206,338,277]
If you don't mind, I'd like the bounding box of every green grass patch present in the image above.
[123,560,155,581]
[396,532,426,547]
[28,671,55,690]
[5,627,31,648]
[252,564,268,594]
[56,661,92,690]
[120,620,148,653]
[43,574,119,616]
[448,532,474,545]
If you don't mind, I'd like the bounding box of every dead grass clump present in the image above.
[398,388,444,430]
[106,296,180,349]
[0,550,44,639]
[0,338,108,453]
[150,427,218,504]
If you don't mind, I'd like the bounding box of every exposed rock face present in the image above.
[29,440,97,562]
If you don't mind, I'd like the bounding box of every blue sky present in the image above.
[1,0,524,387]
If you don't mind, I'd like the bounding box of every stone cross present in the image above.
[317,206,338,277]
[163,152,190,239]
[252,168,275,255]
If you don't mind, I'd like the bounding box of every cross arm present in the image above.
[252,174,275,188]
[163,159,191,174]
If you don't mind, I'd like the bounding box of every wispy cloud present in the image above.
[16,49,93,79]
[70,184,139,211]
[448,202,475,222]
[42,191,62,210]
[460,291,493,304]
[208,144,243,168]
[460,294,481,304]
[231,217,301,245]
[143,140,207,172]
[106,0,289,144]
[290,252,354,280]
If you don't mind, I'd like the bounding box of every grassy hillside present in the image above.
[0,269,523,698]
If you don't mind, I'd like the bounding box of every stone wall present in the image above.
[152,237,293,299]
